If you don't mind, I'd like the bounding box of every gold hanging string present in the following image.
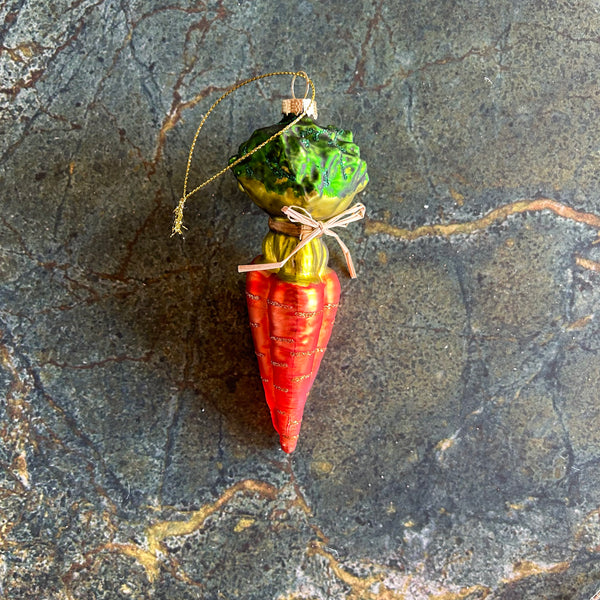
[172,70,316,236]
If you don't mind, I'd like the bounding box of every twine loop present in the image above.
[238,203,366,278]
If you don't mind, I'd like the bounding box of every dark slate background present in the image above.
[2,1,600,598]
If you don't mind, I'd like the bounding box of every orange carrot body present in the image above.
[246,264,340,452]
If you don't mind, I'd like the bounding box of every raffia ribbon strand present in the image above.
[238,203,366,278]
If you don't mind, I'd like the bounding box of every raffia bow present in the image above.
[238,202,366,278]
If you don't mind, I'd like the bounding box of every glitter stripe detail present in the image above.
[267,299,295,309]
[289,347,325,357]
[270,335,294,343]
[291,373,311,382]
[294,310,322,318]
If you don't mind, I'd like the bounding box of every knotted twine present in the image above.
[238,203,366,278]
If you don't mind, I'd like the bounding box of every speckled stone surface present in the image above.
[2,1,600,598]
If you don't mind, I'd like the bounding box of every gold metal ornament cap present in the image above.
[282,97,318,119]
[282,71,317,119]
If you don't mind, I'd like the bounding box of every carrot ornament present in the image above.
[173,71,368,452]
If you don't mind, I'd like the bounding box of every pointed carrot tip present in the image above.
[279,435,298,453]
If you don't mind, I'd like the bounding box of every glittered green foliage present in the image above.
[229,116,368,218]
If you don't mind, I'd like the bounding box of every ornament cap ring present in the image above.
[291,71,310,99]
[282,71,317,119]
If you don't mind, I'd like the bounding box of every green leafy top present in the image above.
[229,116,368,219]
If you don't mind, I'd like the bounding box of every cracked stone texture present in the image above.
[2,1,600,598]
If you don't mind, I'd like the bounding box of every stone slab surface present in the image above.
[2,1,600,598]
